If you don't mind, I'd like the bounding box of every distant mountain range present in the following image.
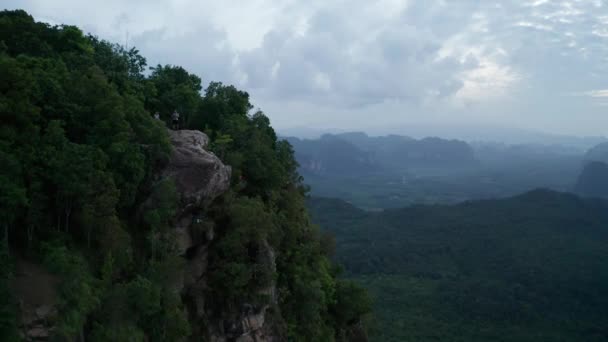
[280,124,606,151]
[284,132,477,177]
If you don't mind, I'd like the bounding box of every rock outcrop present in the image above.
[159,130,280,342]
[11,258,60,341]
[164,130,232,213]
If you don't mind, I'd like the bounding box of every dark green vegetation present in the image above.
[0,10,369,341]
[308,190,608,341]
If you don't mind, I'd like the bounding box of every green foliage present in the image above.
[143,179,178,232]
[42,242,101,339]
[145,64,202,125]
[90,275,190,342]
[332,279,373,328]
[310,190,608,341]
[1,10,369,342]
[89,322,146,342]
[208,195,276,304]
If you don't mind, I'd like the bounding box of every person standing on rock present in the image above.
[172,110,180,130]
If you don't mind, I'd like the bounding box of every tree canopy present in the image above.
[0,9,369,341]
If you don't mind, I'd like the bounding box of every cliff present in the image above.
[153,130,280,341]
[2,11,371,341]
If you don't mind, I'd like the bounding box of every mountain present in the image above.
[286,132,581,210]
[584,142,608,164]
[572,142,608,198]
[0,10,369,341]
[282,124,607,150]
[308,190,608,341]
[575,161,608,198]
[286,135,378,177]
[284,132,477,178]
[336,132,476,170]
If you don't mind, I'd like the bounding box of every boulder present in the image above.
[164,130,231,212]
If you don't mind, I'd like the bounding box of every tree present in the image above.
[146,65,202,125]
[0,11,371,342]
[0,148,28,249]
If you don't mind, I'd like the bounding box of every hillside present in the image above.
[0,10,369,341]
[584,142,608,164]
[308,190,608,341]
[575,161,608,198]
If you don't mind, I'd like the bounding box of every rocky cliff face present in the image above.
[162,130,231,257]
[11,259,59,341]
[162,130,280,342]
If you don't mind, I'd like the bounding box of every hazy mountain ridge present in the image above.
[285,132,477,178]
[285,132,586,209]
[281,125,607,151]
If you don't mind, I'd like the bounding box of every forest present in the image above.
[308,190,608,341]
[0,10,370,341]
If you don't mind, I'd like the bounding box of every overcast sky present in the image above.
[5,0,608,136]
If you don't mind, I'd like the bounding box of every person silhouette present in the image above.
[171,110,180,130]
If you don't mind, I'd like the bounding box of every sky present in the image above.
[4,0,608,137]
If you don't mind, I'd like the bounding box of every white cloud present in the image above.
[455,60,520,104]
[4,0,608,135]
[584,89,608,98]
[515,21,554,31]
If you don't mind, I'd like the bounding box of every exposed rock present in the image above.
[10,258,59,341]
[156,130,280,341]
[35,305,53,320]
[27,326,50,339]
[164,130,231,212]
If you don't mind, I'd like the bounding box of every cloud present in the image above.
[4,0,608,135]
[583,89,608,98]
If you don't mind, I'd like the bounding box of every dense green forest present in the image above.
[308,190,608,341]
[0,10,370,341]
